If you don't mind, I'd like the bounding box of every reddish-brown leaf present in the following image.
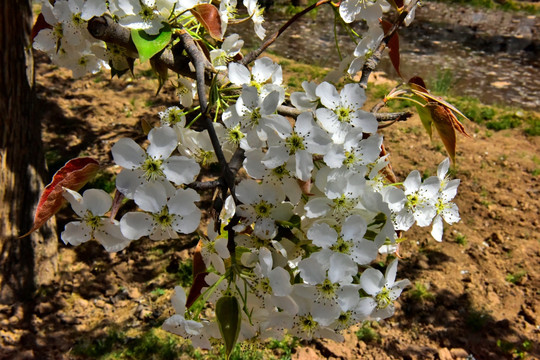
[186,240,208,308]
[191,4,222,40]
[427,103,459,163]
[381,19,401,78]
[20,157,100,238]
[31,13,52,41]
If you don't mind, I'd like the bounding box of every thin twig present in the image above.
[241,0,332,66]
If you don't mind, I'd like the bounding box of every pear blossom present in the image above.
[120,182,201,240]
[112,126,200,198]
[222,86,291,149]
[61,188,131,252]
[358,259,410,320]
[163,286,213,349]
[262,112,331,181]
[210,34,244,71]
[114,0,176,35]
[291,81,319,111]
[431,158,460,241]
[244,0,266,40]
[306,214,379,266]
[339,0,390,24]
[228,57,284,102]
[315,82,377,144]
[235,179,293,240]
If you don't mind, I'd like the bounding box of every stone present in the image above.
[292,347,320,360]
[450,348,469,359]
[438,347,453,360]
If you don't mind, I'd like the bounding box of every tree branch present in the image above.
[87,15,214,83]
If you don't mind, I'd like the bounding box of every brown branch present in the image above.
[358,1,419,89]
[277,104,411,122]
[87,15,214,83]
[241,0,332,66]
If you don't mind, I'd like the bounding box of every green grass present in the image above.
[409,282,436,302]
[430,68,454,96]
[455,234,467,246]
[505,270,527,284]
[355,322,380,343]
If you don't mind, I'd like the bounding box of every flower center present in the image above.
[271,165,289,179]
[375,286,392,310]
[166,108,185,125]
[254,200,272,218]
[337,107,351,123]
[286,133,305,154]
[153,207,173,228]
[299,314,318,337]
[317,278,338,300]
[330,237,351,254]
[84,211,102,231]
[142,157,164,181]
[227,126,245,145]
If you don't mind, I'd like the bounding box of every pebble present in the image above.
[438,347,453,360]
[450,348,469,359]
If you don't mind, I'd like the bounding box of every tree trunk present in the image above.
[0,0,58,304]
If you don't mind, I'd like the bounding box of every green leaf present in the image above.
[131,23,172,63]
[216,295,241,359]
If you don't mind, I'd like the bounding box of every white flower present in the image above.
[163,286,212,349]
[235,179,293,240]
[176,77,196,108]
[262,112,331,181]
[244,0,266,40]
[430,158,460,241]
[210,34,244,71]
[112,126,200,198]
[358,259,410,320]
[339,0,390,24]
[61,188,131,252]
[223,86,291,149]
[228,57,284,102]
[291,81,319,111]
[120,182,201,240]
[307,214,378,266]
[315,82,377,144]
[115,0,176,35]
[384,170,439,231]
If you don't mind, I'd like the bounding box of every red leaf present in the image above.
[381,19,401,78]
[20,157,100,238]
[31,13,52,41]
[408,76,427,89]
[186,240,208,308]
[191,4,222,40]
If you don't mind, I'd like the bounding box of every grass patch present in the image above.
[85,171,116,193]
[505,269,527,285]
[409,282,436,302]
[455,233,467,246]
[356,322,380,343]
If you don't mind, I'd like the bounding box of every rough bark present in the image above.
[0,0,58,303]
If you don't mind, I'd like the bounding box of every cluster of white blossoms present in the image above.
[33,0,266,77]
[38,0,450,351]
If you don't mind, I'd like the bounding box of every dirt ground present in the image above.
[1,18,540,359]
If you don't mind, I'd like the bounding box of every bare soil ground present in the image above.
[1,26,540,360]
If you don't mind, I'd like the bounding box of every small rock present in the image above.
[94,299,106,308]
[438,347,453,360]
[486,232,503,244]
[417,259,430,270]
[450,348,469,359]
[127,287,142,299]
[35,302,54,316]
[292,347,320,360]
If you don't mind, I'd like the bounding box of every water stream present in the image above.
[234,3,540,109]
